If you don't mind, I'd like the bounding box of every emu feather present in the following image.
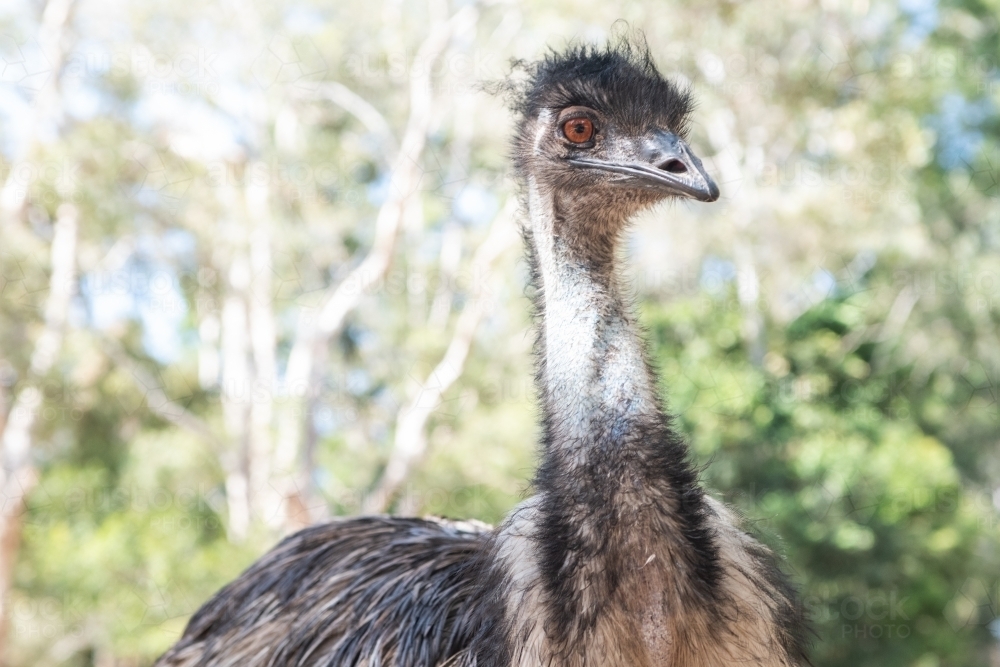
[156,38,808,667]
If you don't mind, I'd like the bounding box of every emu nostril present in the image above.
[661,159,688,174]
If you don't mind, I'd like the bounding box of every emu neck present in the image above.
[527,178,662,458]
[506,177,719,662]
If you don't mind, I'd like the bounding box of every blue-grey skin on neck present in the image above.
[527,170,658,452]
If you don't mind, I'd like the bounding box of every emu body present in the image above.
[158,517,491,666]
[157,40,808,667]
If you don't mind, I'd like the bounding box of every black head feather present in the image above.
[511,36,694,144]
[499,35,706,207]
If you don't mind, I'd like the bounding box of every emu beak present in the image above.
[569,131,720,202]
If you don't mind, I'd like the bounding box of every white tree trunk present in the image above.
[0,0,76,223]
[366,199,516,513]
[273,5,478,530]
[0,204,77,648]
[220,254,252,541]
[246,177,282,527]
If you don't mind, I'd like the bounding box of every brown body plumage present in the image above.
[159,517,491,666]
[157,38,808,667]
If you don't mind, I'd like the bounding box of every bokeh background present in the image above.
[0,0,998,664]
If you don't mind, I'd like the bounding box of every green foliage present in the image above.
[12,428,260,665]
[2,0,999,665]
[647,284,1000,667]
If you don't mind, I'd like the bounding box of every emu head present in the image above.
[511,40,719,229]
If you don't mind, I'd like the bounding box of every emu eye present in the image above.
[562,117,594,144]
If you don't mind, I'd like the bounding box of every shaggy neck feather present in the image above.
[527,177,663,461]
[480,177,727,666]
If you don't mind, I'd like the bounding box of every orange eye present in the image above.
[562,117,594,144]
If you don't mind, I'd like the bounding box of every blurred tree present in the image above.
[0,0,997,665]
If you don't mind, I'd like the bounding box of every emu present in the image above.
[156,40,808,667]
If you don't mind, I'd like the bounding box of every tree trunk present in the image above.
[0,205,77,655]
[272,6,477,531]
[246,177,282,528]
[220,252,252,541]
[366,199,515,513]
